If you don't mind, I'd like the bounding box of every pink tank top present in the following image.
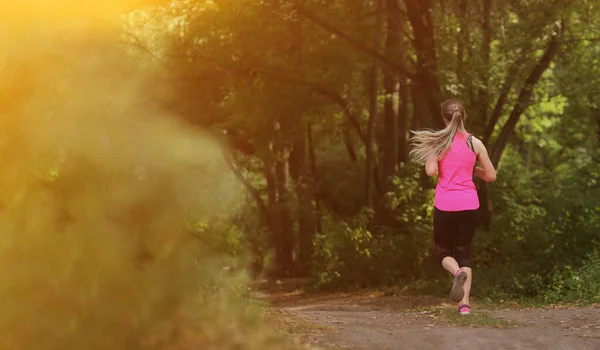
[434,133,479,212]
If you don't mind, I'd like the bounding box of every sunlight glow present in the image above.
[0,0,169,27]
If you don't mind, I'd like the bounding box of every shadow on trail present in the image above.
[254,278,444,311]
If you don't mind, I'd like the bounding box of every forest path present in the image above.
[257,280,600,349]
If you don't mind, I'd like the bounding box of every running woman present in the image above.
[409,99,496,315]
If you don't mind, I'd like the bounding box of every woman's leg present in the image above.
[433,208,456,271]
[433,209,467,302]
[441,256,460,275]
[455,210,479,307]
[459,267,472,305]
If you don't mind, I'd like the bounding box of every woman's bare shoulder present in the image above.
[470,135,483,145]
[470,136,487,154]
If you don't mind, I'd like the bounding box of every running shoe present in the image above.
[458,304,471,315]
[451,269,468,302]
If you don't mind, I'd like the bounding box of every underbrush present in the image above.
[543,251,600,305]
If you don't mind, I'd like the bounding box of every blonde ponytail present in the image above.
[409,99,468,164]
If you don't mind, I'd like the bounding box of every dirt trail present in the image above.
[258,281,600,350]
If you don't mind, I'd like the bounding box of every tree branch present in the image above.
[222,150,275,235]
[201,63,385,195]
[128,35,382,193]
[490,22,564,168]
[186,60,369,145]
[482,54,528,144]
[126,29,367,145]
[296,6,414,80]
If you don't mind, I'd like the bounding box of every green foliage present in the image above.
[544,251,600,304]
[312,166,434,289]
[473,142,600,300]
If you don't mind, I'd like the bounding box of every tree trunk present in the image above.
[455,0,468,82]
[274,152,295,277]
[478,0,492,126]
[398,80,409,163]
[365,0,384,209]
[410,87,424,131]
[365,62,378,209]
[381,0,401,187]
[289,124,317,277]
[410,89,435,189]
[307,122,323,234]
[266,123,296,277]
[404,0,444,129]
[264,159,285,273]
[342,127,358,162]
[592,108,600,145]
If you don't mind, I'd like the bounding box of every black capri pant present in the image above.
[433,207,479,268]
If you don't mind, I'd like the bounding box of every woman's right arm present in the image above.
[473,137,497,182]
[425,157,438,177]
